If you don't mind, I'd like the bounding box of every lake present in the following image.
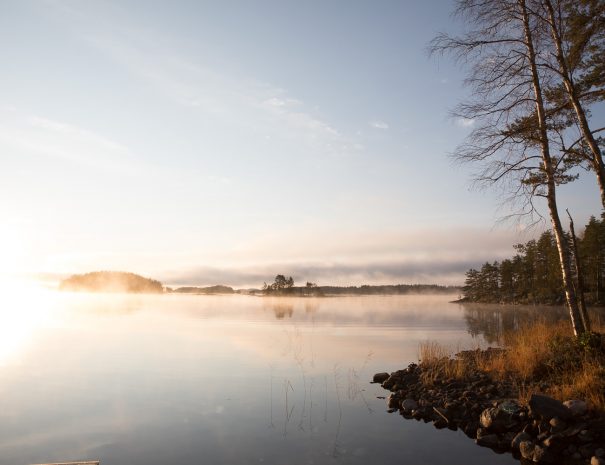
[1,290,572,465]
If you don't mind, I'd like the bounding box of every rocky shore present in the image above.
[373,358,605,464]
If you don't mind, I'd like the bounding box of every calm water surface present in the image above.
[0,291,559,465]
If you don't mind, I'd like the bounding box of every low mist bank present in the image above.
[58,270,459,295]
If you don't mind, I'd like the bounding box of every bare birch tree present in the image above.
[430,0,586,335]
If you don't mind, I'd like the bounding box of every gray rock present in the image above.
[480,407,509,433]
[580,444,596,459]
[592,457,605,465]
[561,424,586,438]
[476,433,499,448]
[433,418,447,429]
[382,375,397,389]
[401,398,418,412]
[511,431,532,451]
[543,433,564,448]
[519,441,535,461]
[499,399,522,415]
[564,399,588,417]
[529,394,572,420]
[373,372,390,383]
[533,444,556,463]
[549,417,567,433]
[523,423,536,435]
[501,431,516,449]
[578,429,594,443]
[538,420,551,435]
[596,449,605,458]
[537,431,550,441]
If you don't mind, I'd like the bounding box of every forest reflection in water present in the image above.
[460,302,605,344]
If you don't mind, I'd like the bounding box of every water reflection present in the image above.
[264,299,295,319]
[0,291,520,465]
[459,303,605,343]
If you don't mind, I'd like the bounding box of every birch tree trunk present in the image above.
[520,0,585,336]
[567,209,591,332]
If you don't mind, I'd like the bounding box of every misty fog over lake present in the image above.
[1,291,579,465]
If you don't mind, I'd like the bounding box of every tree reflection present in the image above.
[263,300,295,319]
[460,303,605,343]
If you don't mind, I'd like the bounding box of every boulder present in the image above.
[382,375,399,389]
[519,441,535,460]
[578,429,594,443]
[533,444,556,463]
[543,433,564,449]
[499,399,522,415]
[529,394,572,420]
[476,433,499,448]
[480,407,512,433]
[401,398,418,412]
[433,418,447,429]
[373,372,390,383]
[549,417,567,433]
[500,431,516,449]
[511,431,532,451]
[580,444,596,459]
[563,399,588,417]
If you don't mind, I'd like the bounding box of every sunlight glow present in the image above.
[0,280,57,366]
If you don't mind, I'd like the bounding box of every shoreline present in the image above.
[372,346,605,464]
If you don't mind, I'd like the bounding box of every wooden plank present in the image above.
[30,462,99,465]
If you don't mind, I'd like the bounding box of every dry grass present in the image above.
[418,341,469,384]
[418,317,605,410]
[481,320,572,381]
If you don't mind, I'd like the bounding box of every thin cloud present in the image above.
[369,120,389,130]
[263,97,302,107]
[160,227,526,288]
[162,258,480,288]
[455,117,475,128]
[74,21,360,158]
[0,107,137,173]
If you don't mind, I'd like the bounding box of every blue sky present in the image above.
[1,0,602,286]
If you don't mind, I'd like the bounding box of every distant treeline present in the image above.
[169,285,235,294]
[463,216,605,305]
[260,274,457,296]
[59,271,458,297]
[60,271,164,293]
[314,284,459,295]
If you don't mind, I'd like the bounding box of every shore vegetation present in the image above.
[419,318,605,410]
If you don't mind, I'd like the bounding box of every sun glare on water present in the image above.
[0,278,59,366]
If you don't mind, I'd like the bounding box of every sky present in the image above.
[0,0,603,287]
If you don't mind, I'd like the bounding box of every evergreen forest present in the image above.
[463,216,605,305]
